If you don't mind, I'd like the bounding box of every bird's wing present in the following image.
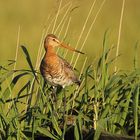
[58,56,80,86]
[58,56,73,70]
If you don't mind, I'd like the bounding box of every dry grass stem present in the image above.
[114,0,126,72]
[52,0,63,33]
[73,0,106,68]
[70,0,97,65]
[12,25,21,80]
[54,3,72,34]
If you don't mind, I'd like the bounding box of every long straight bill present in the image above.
[60,42,84,54]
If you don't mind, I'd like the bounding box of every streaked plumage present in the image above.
[40,34,84,88]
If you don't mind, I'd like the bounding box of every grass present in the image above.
[0,0,140,140]
[114,0,125,72]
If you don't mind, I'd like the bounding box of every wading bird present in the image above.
[40,34,84,92]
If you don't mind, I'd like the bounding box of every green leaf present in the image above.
[2,72,29,100]
[133,85,139,139]
[94,119,106,140]
[20,45,39,83]
[0,70,14,84]
[74,122,80,140]
[52,116,62,136]
[37,127,58,140]
[20,131,30,140]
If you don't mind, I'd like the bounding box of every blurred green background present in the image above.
[0,0,140,71]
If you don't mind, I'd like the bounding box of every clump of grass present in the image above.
[0,33,140,139]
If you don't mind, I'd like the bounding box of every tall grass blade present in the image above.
[73,0,106,68]
[2,72,29,100]
[70,0,97,65]
[37,127,58,140]
[134,41,139,70]
[52,0,63,33]
[20,45,38,83]
[52,116,62,137]
[12,25,21,80]
[133,85,139,140]
[114,0,126,72]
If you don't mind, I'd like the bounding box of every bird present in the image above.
[40,34,84,91]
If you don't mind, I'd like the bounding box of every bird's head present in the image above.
[44,34,60,47]
[44,34,84,54]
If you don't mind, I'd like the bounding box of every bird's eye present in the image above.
[53,38,55,41]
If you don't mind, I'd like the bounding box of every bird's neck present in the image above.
[45,45,56,56]
[44,45,57,61]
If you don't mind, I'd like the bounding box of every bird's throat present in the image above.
[44,45,58,63]
[45,45,56,56]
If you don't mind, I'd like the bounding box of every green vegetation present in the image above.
[0,0,140,139]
